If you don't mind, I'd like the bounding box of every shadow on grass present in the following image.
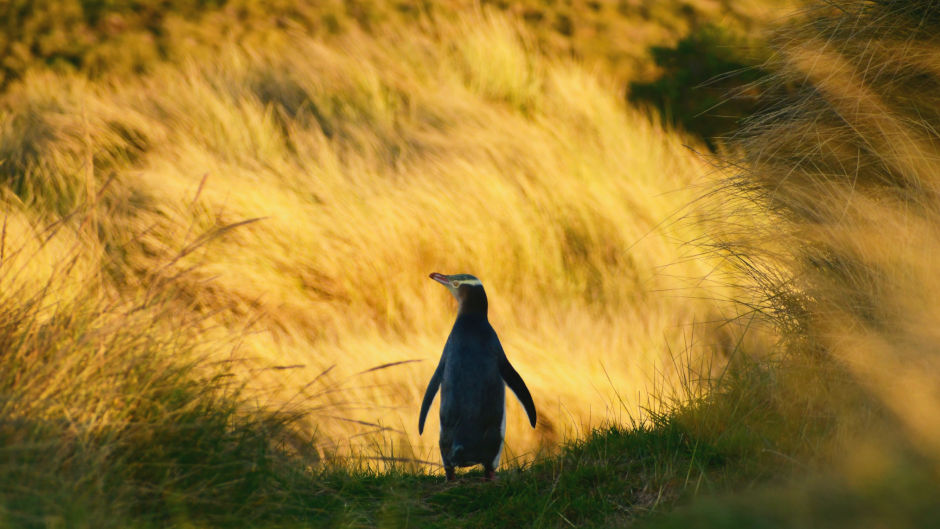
[628,24,775,150]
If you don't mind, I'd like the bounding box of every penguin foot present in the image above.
[445,467,456,481]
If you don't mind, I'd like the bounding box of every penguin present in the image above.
[418,272,537,481]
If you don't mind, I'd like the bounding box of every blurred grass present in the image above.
[0,0,794,89]
[660,0,940,526]
[719,0,940,467]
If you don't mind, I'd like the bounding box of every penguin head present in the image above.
[429,272,487,315]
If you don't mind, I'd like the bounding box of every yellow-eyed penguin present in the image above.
[418,273,537,481]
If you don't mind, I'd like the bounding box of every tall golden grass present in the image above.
[0,11,740,467]
[722,0,940,471]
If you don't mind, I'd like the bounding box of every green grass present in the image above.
[0,351,771,527]
[311,421,744,529]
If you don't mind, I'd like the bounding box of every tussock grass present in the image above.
[0,211,323,526]
[705,0,940,486]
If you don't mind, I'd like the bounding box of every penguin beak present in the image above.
[430,272,461,301]
[429,272,451,286]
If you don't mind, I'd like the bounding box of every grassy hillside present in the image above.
[0,3,747,477]
[0,0,802,150]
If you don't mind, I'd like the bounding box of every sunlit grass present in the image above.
[0,212,325,526]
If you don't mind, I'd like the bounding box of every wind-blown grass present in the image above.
[643,5,940,527]
[718,0,940,466]
[0,212,323,527]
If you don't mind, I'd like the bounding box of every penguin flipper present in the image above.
[498,356,537,427]
[418,358,444,434]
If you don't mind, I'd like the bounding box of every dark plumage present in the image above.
[418,273,537,481]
